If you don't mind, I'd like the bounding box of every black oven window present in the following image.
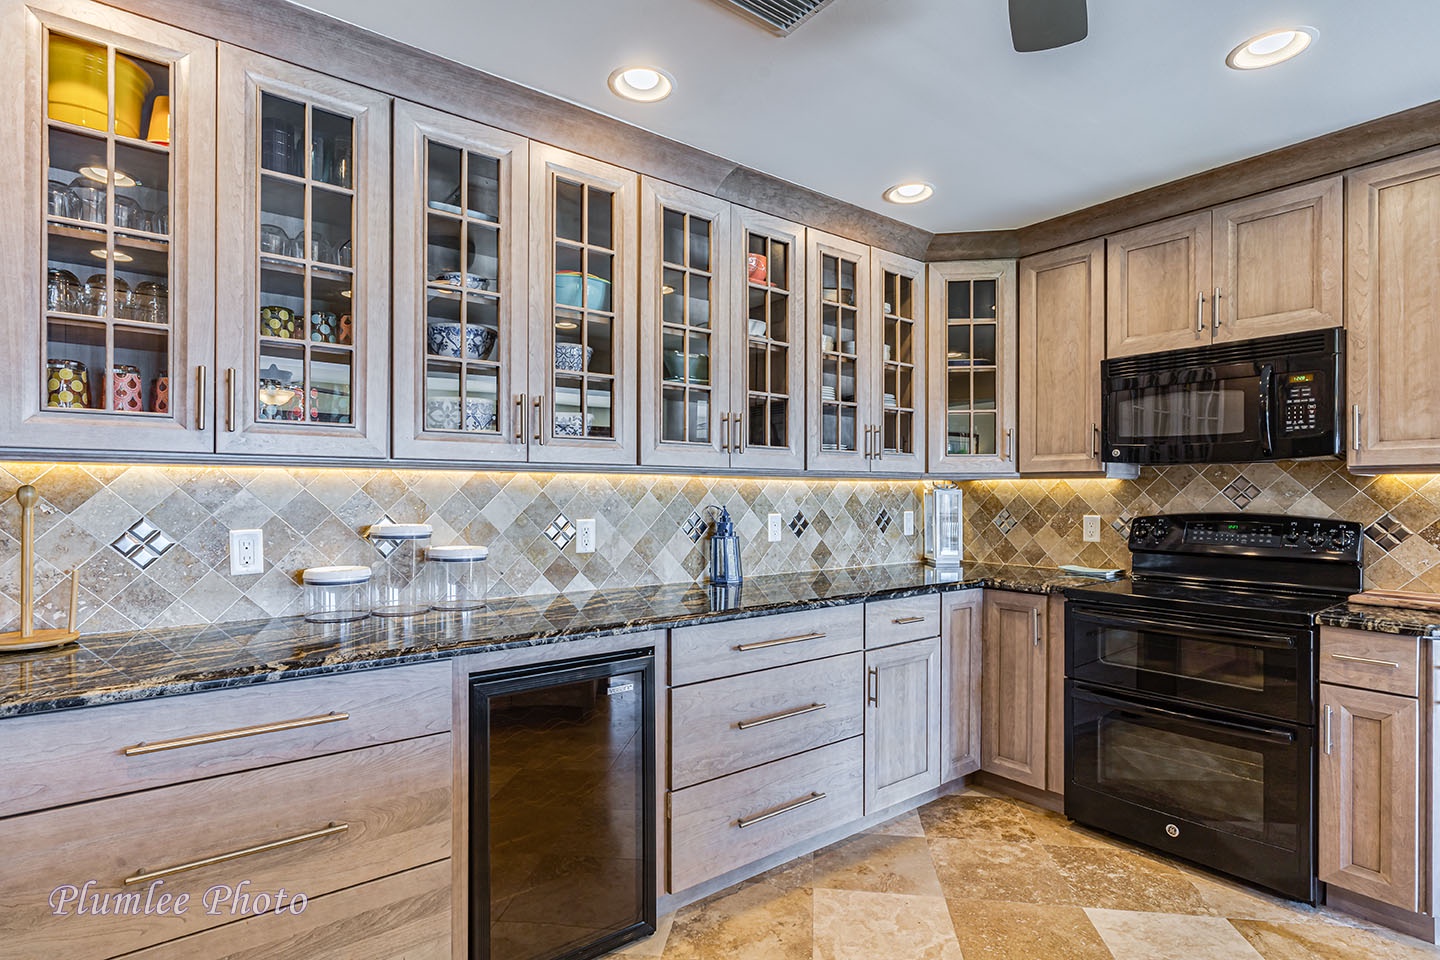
[1099,627,1266,691]
[1115,384,1248,439]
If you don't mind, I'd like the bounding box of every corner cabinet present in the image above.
[391,101,529,462]
[1,0,216,455]
[1019,240,1105,474]
[868,250,927,474]
[1347,147,1440,471]
[940,590,983,782]
[980,590,1048,789]
[926,260,1018,476]
[215,45,391,458]
[527,145,637,464]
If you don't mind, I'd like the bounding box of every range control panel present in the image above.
[1129,514,1363,558]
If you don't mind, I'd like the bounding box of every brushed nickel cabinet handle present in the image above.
[124,822,349,885]
[1196,290,1205,333]
[1005,428,1014,461]
[1032,608,1042,646]
[735,632,826,652]
[514,394,525,440]
[876,424,884,460]
[721,413,731,452]
[1091,423,1099,460]
[1352,405,1362,452]
[867,666,879,706]
[736,702,827,730]
[892,616,925,625]
[1324,705,1333,755]
[197,366,208,431]
[1212,286,1222,330]
[533,397,543,444]
[737,792,825,829]
[733,413,744,455]
[225,368,237,432]
[1329,652,1401,669]
[123,712,351,756]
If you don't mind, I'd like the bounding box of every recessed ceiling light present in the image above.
[1226,26,1317,70]
[608,66,674,103]
[883,182,934,205]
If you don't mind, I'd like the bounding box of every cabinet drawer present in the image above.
[670,606,863,685]
[865,594,941,648]
[0,661,451,818]
[669,736,863,892]
[1320,628,1420,697]
[671,652,863,788]
[125,861,451,960]
[1,734,452,960]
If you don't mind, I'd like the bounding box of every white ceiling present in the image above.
[295,0,1440,232]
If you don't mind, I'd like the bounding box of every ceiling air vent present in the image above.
[710,0,839,35]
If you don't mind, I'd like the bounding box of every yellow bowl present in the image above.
[48,34,154,139]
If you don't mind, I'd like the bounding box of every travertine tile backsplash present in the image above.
[964,460,1440,593]
[0,462,922,635]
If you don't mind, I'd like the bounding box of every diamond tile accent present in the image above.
[1221,475,1262,509]
[680,509,706,543]
[110,517,177,570]
[544,513,577,549]
[366,514,399,557]
[875,508,892,533]
[992,508,1018,535]
[1366,513,1413,552]
[789,511,809,538]
[1110,511,1133,540]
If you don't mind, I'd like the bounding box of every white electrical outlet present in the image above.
[575,518,596,554]
[229,529,264,575]
[767,513,782,543]
[903,510,915,536]
[1082,515,1102,543]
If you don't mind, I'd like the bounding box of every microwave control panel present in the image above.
[1279,372,1322,435]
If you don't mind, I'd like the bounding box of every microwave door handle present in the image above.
[1258,364,1275,456]
[1078,688,1297,744]
[1072,609,1297,650]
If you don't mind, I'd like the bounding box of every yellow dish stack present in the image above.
[47,33,153,138]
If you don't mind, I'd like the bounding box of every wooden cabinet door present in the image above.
[869,249,926,474]
[1347,148,1440,470]
[1105,211,1213,358]
[1318,682,1421,911]
[1,0,216,456]
[391,101,529,462]
[864,636,942,812]
[940,590,983,783]
[639,177,732,469]
[1213,176,1342,343]
[1019,239,1105,474]
[806,229,872,471]
[527,145,638,465]
[926,260,1019,475]
[981,590,1048,789]
[215,45,391,458]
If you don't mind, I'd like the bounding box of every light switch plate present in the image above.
[1082,515,1102,542]
[768,513,782,542]
[229,529,264,575]
[903,511,915,536]
[576,518,596,554]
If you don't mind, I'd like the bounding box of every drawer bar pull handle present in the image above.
[737,792,826,829]
[735,632,827,652]
[736,702,827,730]
[1329,652,1401,669]
[892,616,926,625]
[122,712,351,756]
[124,822,349,885]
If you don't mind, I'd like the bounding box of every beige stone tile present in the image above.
[812,888,962,960]
[1045,844,1211,914]
[928,836,1076,905]
[808,833,942,897]
[660,881,812,960]
[1230,918,1440,960]
[1179,870,1320,923]
[1086,909,1264,960]
[864,810,926,838]
[613,913,676,956]
[1016,806,1112,848]
[947,898,1115,960]
[919,793,1038,843]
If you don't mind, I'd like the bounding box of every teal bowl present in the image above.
[555,271,611,311]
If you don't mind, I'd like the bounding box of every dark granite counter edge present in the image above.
[1316,602,1440,639]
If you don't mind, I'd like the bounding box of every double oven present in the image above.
[1064,514,1362,903]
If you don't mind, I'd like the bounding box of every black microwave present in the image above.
[1101,329,1343,465]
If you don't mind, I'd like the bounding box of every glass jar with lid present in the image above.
[302,565,371,622]
[427,544,489,611]
[367,522,432,617]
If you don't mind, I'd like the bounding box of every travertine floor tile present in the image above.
[928,836,1076,904]
[812,888,962,960]
[1230,918,1440,960]
[808,832,943,897]
[1016,806,1111,848]
[1086,909,1264,960]
[864,809,926,837]
[1045,844,1211,914]
[947,898,1115,960]
[919,793,1038,843]
[662,882,812,960]
[614,913,675,956]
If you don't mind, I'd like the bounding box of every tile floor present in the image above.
[618,786,1440,959]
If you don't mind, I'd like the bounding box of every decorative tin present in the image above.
[151,374,169,413]
[260,305,300,339]
[111,364,144,411]
[45,359,90,408]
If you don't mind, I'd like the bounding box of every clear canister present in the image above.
[367,522,432,617]
[302,565,371,623]
[427,544,489,611]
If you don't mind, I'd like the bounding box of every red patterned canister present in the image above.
[111,365,144,412]
[151,374,170,413]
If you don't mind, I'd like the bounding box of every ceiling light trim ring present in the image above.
[1226,26,1317,70]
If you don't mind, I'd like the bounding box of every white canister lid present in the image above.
[428,544,490,562]
[303,564,372,585]
[367,522,433,540]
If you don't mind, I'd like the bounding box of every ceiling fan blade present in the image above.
[1008,0,1088,52]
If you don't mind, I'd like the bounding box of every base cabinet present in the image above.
[864,636,942,812]
[940,590,983,782]
[980,590,1049,789]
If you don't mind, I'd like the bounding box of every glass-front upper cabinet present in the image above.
[927,260,1018,475]
[528,145,637,465]
[869,251,926,474]
[1,0,215,455]
[391,102,528,462]
[215,45,390,458]
[806,230,872,471]
[735,207,806,471]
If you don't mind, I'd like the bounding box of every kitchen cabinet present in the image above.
[527,144,637,464]
[940,589,983,783]
[864,635,943,812]
[391,101,529,461]
[926,260,1019,475]
[868,250,927,473]
[981,590,1048,790]
[1018,239,1105,475]
[805,230,870,470]
[215,45,391,458]
[1106,178,1341,358]
[1,0,216,455]
[1347,147,1440,470]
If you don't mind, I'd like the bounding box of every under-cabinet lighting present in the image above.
[883,182,934,205]
[607,66,674,103]
[78,165,137,188]
[1226,26,1317,70]
[90,248,133,262]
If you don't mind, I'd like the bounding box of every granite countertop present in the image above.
[0,562,1094,718]
[1316,601,1440,639]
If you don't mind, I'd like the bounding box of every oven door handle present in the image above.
[1078,688,1297,744]
[1071,610,1297,650]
